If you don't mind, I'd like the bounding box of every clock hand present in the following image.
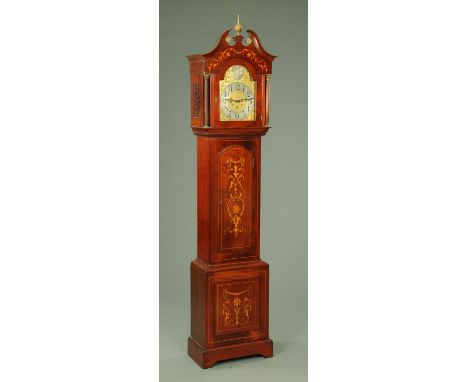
[228,98,253,103]
[225,97,253,103]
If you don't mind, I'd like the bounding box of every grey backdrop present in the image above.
[160,0,307,380]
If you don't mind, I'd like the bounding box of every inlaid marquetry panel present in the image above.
[206,267,268,346]
[215,279,259,335]
[217,145,253,252]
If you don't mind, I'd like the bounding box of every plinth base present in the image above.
[187,336,273,369]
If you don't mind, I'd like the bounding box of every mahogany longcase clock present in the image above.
[187,17,276,368]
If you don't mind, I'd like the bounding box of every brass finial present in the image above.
[234,14,242,36]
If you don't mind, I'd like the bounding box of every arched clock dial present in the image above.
[219,65,256,121]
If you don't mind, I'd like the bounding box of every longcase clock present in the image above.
[187,17,276,368]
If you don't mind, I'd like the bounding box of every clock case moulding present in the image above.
[187,27,276,369]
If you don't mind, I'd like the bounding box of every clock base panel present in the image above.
[188,336,273,369]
